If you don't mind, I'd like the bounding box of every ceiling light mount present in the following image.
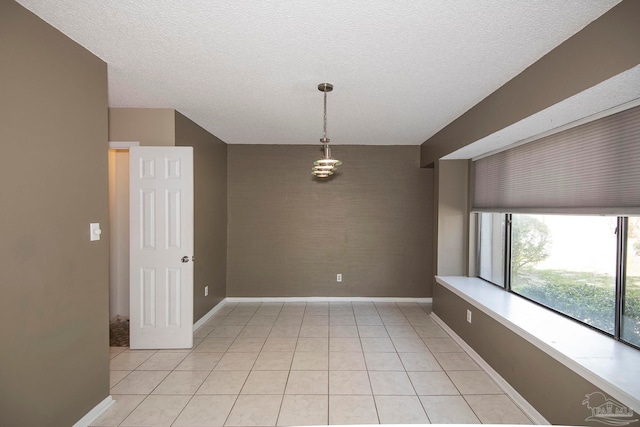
[312,82,341,178]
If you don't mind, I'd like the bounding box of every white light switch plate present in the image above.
[90,223,102,241]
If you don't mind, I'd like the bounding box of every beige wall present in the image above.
[421,0,640,166]
[433,160,470,276]
[175,112,228,320]
[0,2,110,426]
[109,108,175,146]
[433,282,640,424]
[227,145,433,297]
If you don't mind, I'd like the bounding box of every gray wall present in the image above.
[227,145,433,297]
[0,1,110,426]
[433,282,640,425]
[175,112,228,320]
[420,0,640,166]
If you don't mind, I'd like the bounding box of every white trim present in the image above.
[224,296,433,303]
[431,313,550,425]
[72,395,114,427]
[435,276,640,412]
[193,299,229,331]
[108,141,140,149]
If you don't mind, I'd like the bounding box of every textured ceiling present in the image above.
[17,0,620,147]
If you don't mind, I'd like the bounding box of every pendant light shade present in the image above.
[312,83,341,178]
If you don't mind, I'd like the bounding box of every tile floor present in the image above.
[93,301,533,426]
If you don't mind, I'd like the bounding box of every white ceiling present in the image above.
[17,0,621,148]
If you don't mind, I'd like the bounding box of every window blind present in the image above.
[473,105,640,215]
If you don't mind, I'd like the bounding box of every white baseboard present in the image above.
[193,299,228,331]
[431,313,550,425]
[73,395,114,427]
[224,296,433,303]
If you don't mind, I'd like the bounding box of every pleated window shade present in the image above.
[473,105,640,215]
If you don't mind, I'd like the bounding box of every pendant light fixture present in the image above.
[312,83,341,178]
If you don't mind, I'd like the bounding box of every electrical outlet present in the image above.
[337,273,342,282]
[204,286,209,297]
[466,309,472,323]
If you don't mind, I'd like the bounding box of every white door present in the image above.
[129,146,194,349]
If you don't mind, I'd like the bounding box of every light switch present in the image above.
[90,223,102,241]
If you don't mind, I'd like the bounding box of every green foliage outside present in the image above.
[510,215,640,348]
[512,269,640,346]
[511,215,551,277]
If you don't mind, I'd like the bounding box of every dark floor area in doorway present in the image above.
[109,317,129,347]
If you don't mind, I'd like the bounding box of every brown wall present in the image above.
[109,108,175,146]
[175,112,228,320]
[420,0,640,166]
[227,145,433,297]
[0,2,110,426]
[434,160,470,276]
[433,282,640,425]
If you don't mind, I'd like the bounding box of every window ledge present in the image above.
[435,276,640,412]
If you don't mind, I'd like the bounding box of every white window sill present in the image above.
[435,276,640,412]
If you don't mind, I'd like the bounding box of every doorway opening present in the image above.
[107,141,138,346]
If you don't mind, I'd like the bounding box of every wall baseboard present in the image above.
[224,296,433,303]
[73,395,114,427]
[193,300,228,331]
[431,313,549,425]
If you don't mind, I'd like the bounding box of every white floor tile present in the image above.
[285,370,328,395]
[369,371,416,395]
[214,352,258,370]
[225,394,282,426]
[90,395,145,427]
[448,370,502,394]
[291,351,328,370]
[465,394,532,424]
[253,351,294,370]
[137,352,189,370]
[364,352,405,371]
[408,371,459,395]
[329,395,378,425]
[329,352,366,370]
[175,352,224,371]
[173,395,237,427]
[329,370,371,394]
[110,370,170,394]
[419,395,480,423]
[375,395,430,424]
[119,394,190,426]
[105,302,535,427]
[152,370,209,395]
[434,352,481,371]
[296,337,329,352]
[197,370,250,394]
[241,370,289,394]
[277,395,328,426]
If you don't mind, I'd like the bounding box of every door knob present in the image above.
[181,256,190,263]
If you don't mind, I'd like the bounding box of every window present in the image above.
[510,215,617,334]
[478,213,506,287]
[477,213,640,349]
